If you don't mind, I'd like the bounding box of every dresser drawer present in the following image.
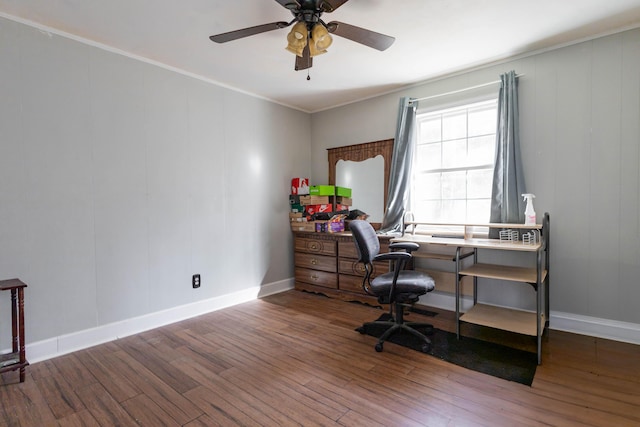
[339,273,367,293]
[295,268,338,289]
[295,252,336,273]
[338,240,389,259]
[295,237,337,256]
[338,258,390,277]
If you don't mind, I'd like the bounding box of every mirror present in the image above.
[336,156,385,222]
[328,139,394,228]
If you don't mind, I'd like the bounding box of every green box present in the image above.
[335,186,352,197]
[309,185,335,196]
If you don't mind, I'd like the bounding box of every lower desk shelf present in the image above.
[460,303,544,337]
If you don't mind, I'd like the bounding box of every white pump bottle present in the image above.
[522,194,536,225]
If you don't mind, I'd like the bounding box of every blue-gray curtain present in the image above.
[489,71,526,234]
[380,97,417,233]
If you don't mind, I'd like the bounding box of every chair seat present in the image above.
[369,271,435,296]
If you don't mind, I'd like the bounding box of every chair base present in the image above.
[357,304,433,353]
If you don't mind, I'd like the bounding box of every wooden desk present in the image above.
[394,214,550,364]
[0,278,28,383]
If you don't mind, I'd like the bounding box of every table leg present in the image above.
[18,287,26,382]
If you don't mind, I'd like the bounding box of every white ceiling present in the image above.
[2,0,640,113]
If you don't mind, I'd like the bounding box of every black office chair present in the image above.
[350,220,436,353]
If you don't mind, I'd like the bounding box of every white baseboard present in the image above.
[420,292,475,312]
[26,278,294,364]
[423,292,640,346]
[549,310,640,345]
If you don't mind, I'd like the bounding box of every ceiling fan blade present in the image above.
[275,0,300,10]
[295,44,313,71]
[210,21,290,43]
[318,0,350,13]
[326,21,395,51]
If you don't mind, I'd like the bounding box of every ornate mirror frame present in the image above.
[327,138,394,224]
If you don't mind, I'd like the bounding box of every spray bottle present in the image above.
[522,194,536,225]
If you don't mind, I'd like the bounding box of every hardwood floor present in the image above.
[1,289,639,426]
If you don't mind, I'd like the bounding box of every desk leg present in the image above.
[472,250,478,305]
[536,249,543,365]
[455,247,460,339]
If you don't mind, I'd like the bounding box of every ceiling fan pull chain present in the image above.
[307,69,311,80]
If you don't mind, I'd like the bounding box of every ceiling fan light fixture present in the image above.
[309,23,333,56]
[285,21,308,56]
[210,0,396,72]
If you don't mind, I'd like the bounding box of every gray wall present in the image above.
[2,14,638,351]
[311,28,640,326]
[0,17,310,347]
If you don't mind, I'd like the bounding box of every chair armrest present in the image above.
[373,252,411,263]
[389,242,420,253]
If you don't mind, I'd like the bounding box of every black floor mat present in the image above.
[358,314,537,386]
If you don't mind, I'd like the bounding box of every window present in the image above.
[411,99,498,225]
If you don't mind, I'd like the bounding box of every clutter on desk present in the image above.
[289,178,359,232]
[522,193,537,225]
[499,229,520,242]
[498,227,541,245]
[291,177,309,195]
[522,229,541,245]
[315,214,347,233]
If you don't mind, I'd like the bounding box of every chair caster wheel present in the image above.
[356,326,366,334]
[375,343,383,352]
[421,343,430,353]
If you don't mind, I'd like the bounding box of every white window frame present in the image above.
[410,97,498,235]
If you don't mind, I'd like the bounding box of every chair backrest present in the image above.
[349,220,380,263]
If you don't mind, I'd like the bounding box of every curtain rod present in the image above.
[409,73,525,105]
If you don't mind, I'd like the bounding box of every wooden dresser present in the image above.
[293,231,391,305]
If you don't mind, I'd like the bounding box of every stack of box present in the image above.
[289,178,352,233]
[305,184,334,218]
[290,178,314,232]
[334,186,352,213]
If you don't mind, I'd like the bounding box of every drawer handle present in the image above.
[310,274,319,280]
[311,258,318,265]
[310,243,318,250]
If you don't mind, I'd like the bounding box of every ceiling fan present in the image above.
[209,0,395,72]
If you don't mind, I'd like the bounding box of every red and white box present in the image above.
[305,204,332,217]
[291,178,309,195]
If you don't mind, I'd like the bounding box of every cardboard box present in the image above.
[335,196,352,206]
[315,220,345,233]
[289,212,303,219]
[305,204,332,217]
[300,195,330,205]
[290,221,315,232]
[291,178,309,195]
[289,195,301,205]
[309,185,335,196]
[290,204,304,213]
[335,186,352,197]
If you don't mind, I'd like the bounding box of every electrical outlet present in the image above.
[192,274,201,289]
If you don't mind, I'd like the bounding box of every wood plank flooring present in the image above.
[1,289,639,426]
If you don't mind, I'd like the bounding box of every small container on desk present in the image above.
[0,278,28,383]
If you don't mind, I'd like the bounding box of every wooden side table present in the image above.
[0,278,28,383]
